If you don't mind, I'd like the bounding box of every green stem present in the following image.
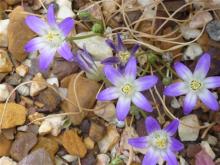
[166,64,178,77]
[151,63,166,78]
[67,33,101,41]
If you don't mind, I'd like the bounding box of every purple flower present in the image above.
[128,117,184,165]
[97,56,158,121]
[102,33,140,66]
[24,4,75,70]
[164,53,220,114]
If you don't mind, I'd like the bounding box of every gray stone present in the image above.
[206,20,220,41]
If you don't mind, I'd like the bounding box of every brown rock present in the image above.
[32,137,58,160]
[0,134,12,156]
[89,121,106,142]
[0,49,13,73]
[186,144,202,158]
[30,73,47,97]
[10,132,37,161]
[8,6,35,62]
[5,0,21,5]
[18,148,53,165]
[2,128,16,140]
[84,137,95,150]
[61,74,100,125]
[0,103,27,129]
[16,64,29,77]
[61,129,87,158]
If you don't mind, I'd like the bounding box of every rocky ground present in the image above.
[0,0,220,165]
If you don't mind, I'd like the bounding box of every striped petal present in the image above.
[101,56,120,65]
[117,33,124,51]
[38,47,56,70]
[128,136,148,148]
[97,87,120,101]
[145,116,161,134]
[104,65,123,86]
[132,92,153,112]
[116,96,131,121]
[183,93,197,114]
[124,56,136,80]
[58,17,75,36]
[164,119,179,136]
[204,76,220,89]
[170,137,184,152]
[24,37,45,52]
[164,82,188,96]
[163,150,178,165]
[142,150,158,165]
[194,53,210,79]
[174,62,192,81]
[25,16,49,35]
[47,4,56,27]
[134,75,158,91]
[198,89,219,111]
[57,42,74,61]
[106,39,117,51]
[130,44,140,56]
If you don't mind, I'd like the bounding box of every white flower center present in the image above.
[44,30,64,48]
[118,51,130,64]
[149,131,169,150]
[121,83,133,95]
[190,80,202,91]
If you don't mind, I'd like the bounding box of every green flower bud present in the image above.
[162,77,172,85]
[147,52,158,64]
[78,11,91,20]
[92,23,104,34]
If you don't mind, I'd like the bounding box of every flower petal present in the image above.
[97,87,120,101]
[204,76,220,89]
[124,56,136,80]
[104,65,123,86]
[183,93,197,114]
[58,17,75,36]
[106,39,116,51]
[164,82,188,96]
[170,137,184,152]
[194,53,210,79]
[163,150,178,165]
[130,44,140,56]
[164,119,179,136]
[25,16,49,35]
[47,4,56,27]
[145,116,161,134]
[174,62,192,81]
[101,56,120,65]
[57,42,74,61]
[116,96,131,121]
[24,37,45,52]
[198,89,219,111]
[117,33,124,51]
[135,75,158,91]
[128,136,148,148]
[38,47,56,70]
[142,150,158,165]
[132,92,153,112]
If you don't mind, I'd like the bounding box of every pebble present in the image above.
[186,144,202,158]
[55,156,68,165]
[46,77,59,87]
[0,103,27,129]
[15,64,29,77]
[0,19,9,47]
[10,132,37,161]
[17,85,30,96]
[6,73,22,86]
[170,97,181,109]
[206,20,220,41]
[180,25,201,40]
[201,141,216,159]
[32,137,59,161]
[81,151,96,165]
[38,115,65,136]
[195,150,215,165]
[30,73,47,97]
[61,129,87,158]
[96,154,110,165]
[61,74,100,125]
[8,6,35,62]
[89,121,106,142]
[74,32,112,61]
[62,154,78,163]
[0,156,17,165]
[84,137,95,150]
[2,128,15,140]
[18,148,53,165]
[189,11,213,29]
[0,50,13,73]
[178,115,200,141]
[28,112,45,125]
[0,84,10,102]
[0,134,12,156]
[98,125,120,153]
[207,135,218,146]
[56,0,75,20]
[183,43,203,60]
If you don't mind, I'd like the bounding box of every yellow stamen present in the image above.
[121,84,133,95]
[190,80,202,91]
[119,51,130,63]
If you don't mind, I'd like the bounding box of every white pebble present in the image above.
[183,43,203,60]
[0,84,10,102]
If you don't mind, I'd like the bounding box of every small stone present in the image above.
[2,128,15,140]
[206,20,220,41]
[28,112,45,125]
[17,85,30,96]
[183,43,203,60]
[0,19,9,47]
[189,11,213,28]
[186,144,202,158]
[0,135,12,156]
[32,137,59,160]
[10,132,37,161]
[81,151,96,165]
[17,125,28,132]
[180,25,201,40]
[61,129,87,158]
[62,154,77,163]
[170,97,181,109]
[0,50,13,73]
[200,141,216,159]
[84,137,95,150]
[195,150,215,165]
[38,115,65,136]
[6,73,22,86]
[46,77,59,87]
[178,115,200,141]
[55,156,68,165]
[89,121,106,142]
[96,154,110,165]
[0,84,10,102]
[0,156,17,165]
[74,32,112,61]
[8,6,35,62]
[98,125,120,153]
[56,0,76,20]
[18,148,53,165]
[81,3,102,20]
[30,73,47,97]
[207,135,217,146]
[16,64,29,77]
[0,103,27,129]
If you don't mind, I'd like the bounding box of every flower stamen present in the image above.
[119,51,130,63]
[151,131,169,150]
[190,80,202,91]
[121,83,133,95]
